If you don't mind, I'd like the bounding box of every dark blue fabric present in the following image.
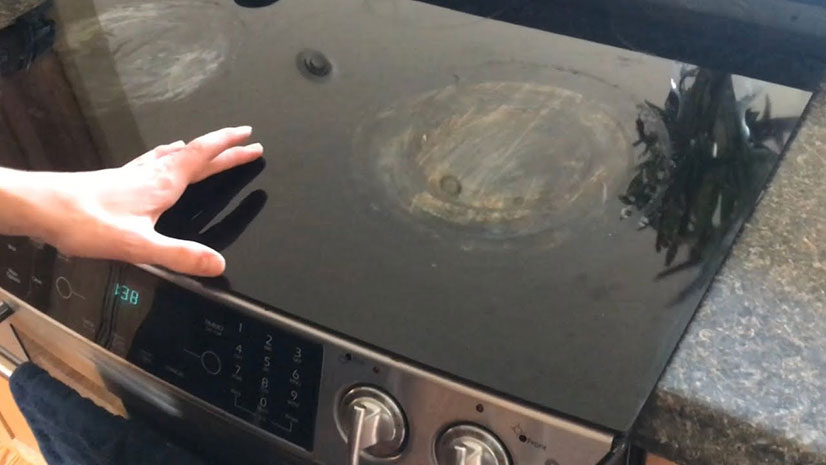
[9,362,205,465]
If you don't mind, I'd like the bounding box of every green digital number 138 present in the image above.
[113,283,139,305]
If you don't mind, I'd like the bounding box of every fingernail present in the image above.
[246,143,263,152]
[170,140,185,147]
[203,253,226,276]
[234,125,252,135]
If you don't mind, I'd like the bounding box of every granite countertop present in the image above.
[636,87,826,464]
[0,0,43,29]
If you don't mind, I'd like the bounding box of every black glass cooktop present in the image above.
[5,0,815,433]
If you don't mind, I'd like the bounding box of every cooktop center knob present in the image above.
[435,424,511,465]
[338,386,406,465]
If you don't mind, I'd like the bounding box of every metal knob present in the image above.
[435,424,511,465]
[337,386,406,465]
[0,301,14,323]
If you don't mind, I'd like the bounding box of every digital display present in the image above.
[113,283,139,305]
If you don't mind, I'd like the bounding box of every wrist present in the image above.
[0,168,70,243]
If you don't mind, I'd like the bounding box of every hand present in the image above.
[31,126,263,276]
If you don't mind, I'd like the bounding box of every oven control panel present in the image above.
[118,268,323,450]
[0,236,323,451]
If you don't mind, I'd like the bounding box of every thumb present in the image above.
[140,232,226,276]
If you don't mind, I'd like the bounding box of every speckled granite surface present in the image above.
[0,0,44,29]
[636,87,826,464]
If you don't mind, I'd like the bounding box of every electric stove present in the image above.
[0,0,813,464]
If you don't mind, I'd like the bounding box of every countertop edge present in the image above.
[636,388,821,465]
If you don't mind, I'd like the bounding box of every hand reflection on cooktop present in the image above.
[156,157,267,281]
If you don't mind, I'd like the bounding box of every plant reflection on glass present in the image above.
[619,66,796,298]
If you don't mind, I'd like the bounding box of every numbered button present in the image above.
[287,389,299,408]
[231,363,243,381]
[257,396,269,414]
[290,369,301,386]
[262,355,271,373]
[201,350,222,375]
[292,347,302,364]
[260,377,270,394]
[264,334,273,352]
[234,344,244,360]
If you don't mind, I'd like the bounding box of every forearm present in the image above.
[0,167,62,240]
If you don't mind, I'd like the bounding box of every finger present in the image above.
[154,140,186,157]
[172,126,253,181]
[140,232,226,276]
[193,143,263,182]
[124,140,185,167]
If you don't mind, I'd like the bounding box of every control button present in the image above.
[232,364,243,382]
[0,236,32,298]
[435,424,511,465]
[0,266,28,297]
[163,365,185,379]
[47,257,112,342]
[203,318,225,337]
[290,368,301,386]
[55,276,85,300]
[200,350,222,375]
[110,334,128,357]
[337,386,406,465]
[257,396,268,413]
[287,389,299,408]
[26,241,55,308]
[4,268,22,285]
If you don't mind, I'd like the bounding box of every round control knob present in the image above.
[435,424,511,465]
[337,386,406,465]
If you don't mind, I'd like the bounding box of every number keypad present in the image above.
[125,281,322,451]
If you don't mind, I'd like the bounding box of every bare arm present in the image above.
[0,126,263,276]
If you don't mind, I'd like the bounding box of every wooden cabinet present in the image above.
[647,454,678,465]
[0,376,45,465]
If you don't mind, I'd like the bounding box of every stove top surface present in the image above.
[24,0,813,432]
